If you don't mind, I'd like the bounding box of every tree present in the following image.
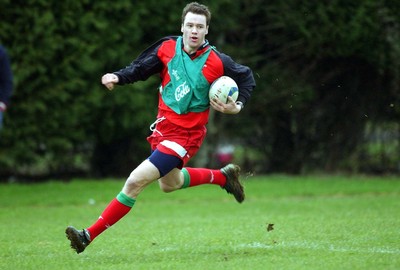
[0,0,399,179]
[215,0,400,173]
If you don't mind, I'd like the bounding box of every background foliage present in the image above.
[0,0,399,180]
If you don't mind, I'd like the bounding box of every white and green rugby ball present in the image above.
[209,76,239,103]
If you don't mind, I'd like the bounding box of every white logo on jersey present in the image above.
[171,69,180,80]
[175,81,190,101]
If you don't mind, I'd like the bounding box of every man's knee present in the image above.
[158,171,183,193]
[159,182,176,193]
[123,174,149,196]
[122,160,160,196]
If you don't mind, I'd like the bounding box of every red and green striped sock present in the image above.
[86,192,136,241]
[181,167,226,189]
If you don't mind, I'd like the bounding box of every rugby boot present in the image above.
[221,164,245,203]
[65,226,91,254]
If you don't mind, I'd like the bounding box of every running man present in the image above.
[66,2,255,253]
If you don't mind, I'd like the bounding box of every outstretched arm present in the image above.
[100,37,174,90]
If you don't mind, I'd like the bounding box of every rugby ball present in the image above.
[209,76,239,103]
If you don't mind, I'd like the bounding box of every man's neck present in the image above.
[183,40,209,56]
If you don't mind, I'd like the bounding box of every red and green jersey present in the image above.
[114,36,255,128]
[160,36,212,115]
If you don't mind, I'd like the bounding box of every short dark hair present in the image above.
[181,2,211,25]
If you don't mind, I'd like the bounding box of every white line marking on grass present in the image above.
[239,242,400,254]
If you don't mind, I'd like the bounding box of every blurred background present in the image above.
[0,0,399,181]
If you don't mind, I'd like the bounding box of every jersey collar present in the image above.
[182,39,210,58]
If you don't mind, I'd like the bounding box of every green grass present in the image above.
[1,175,399,270]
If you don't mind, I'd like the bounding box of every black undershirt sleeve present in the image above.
[218,53,256,106]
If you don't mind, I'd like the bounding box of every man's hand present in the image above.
[101,73,119,90]
[210,96,241,114]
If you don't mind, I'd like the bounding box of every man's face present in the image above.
[181,12,208,54]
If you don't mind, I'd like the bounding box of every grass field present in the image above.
[0,174,399,270]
